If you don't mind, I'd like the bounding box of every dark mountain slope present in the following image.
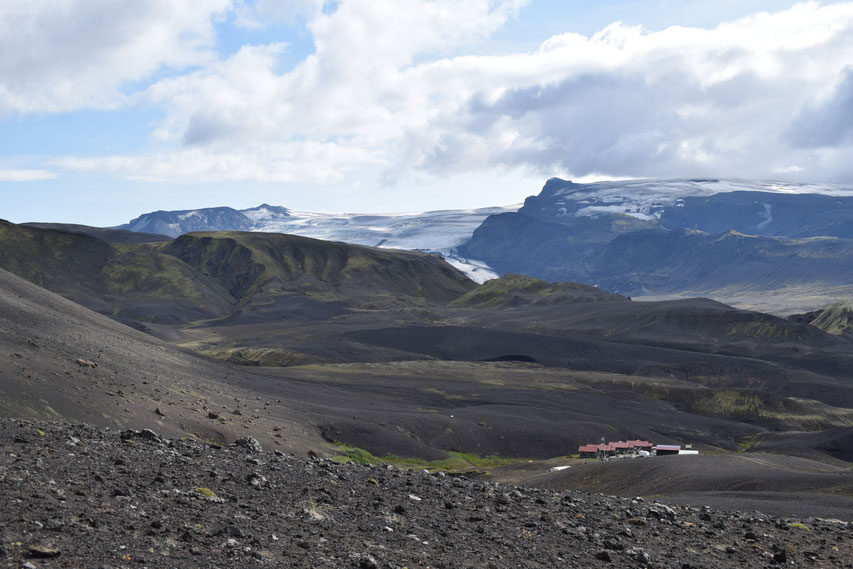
[22,222,170,243]
[660,191,853,238]
[593,229,853,294]
[0,266,325,449]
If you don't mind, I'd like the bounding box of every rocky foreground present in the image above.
[2,419,851,569]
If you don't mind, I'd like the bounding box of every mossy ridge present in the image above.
[331,442,526,473]
[453,273,624,308]
[0,220,113,292]
[452,273,551,307]
[161,231,474,306]
[0,222,233,322]
[201,347,316,367]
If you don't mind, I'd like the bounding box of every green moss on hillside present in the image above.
[161,231,475,305]
[331,442,525,473]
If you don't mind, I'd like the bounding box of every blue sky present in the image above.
[2,0,852,226]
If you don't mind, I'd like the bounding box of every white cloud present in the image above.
[0,169,57,182]
[54,141,379,184]
[0,0,232,114]
[50,1,853,186]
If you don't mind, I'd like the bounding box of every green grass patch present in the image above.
[330,442,526,474]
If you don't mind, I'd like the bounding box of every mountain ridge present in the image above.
[459,178,853,313]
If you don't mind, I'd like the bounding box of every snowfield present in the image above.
[545,179,853,222]
[249,206,517,283]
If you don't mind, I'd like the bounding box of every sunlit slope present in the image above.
[160,231,477,305]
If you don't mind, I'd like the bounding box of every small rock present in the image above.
[138,429,162,442]
[208,411,219,419]
[349,552,378,569]
[26,545,61,558]
[155,408,165,417]
[234,436,263,453]
[648,503,677,521]
[604,537,624,550]
[595,550,612,562]
[247,473,268,488]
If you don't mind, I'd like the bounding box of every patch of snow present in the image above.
[756,203,773,231]
[441,252,500,284]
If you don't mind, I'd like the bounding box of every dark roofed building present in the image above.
[653,444,681,456]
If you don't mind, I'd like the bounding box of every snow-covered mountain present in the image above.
[118,178,853,294]
[119,204,519,283]
[522,178,853,224]
[121,207,254,237]
[460,178,853,313]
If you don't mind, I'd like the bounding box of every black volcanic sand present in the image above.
[273,361,768,458]
[0,267,328,453]
[3,419,852,569]
[489,454,853,522]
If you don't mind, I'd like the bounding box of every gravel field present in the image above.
[2,418,852,569]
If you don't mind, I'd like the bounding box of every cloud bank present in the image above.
[0,0,232,115]
[4,0,853,186]
[0,169,57,182]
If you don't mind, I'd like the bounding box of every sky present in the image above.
[2,0,853,226]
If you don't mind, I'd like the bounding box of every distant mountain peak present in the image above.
[241,204,293,223]
[119,206,253,238]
